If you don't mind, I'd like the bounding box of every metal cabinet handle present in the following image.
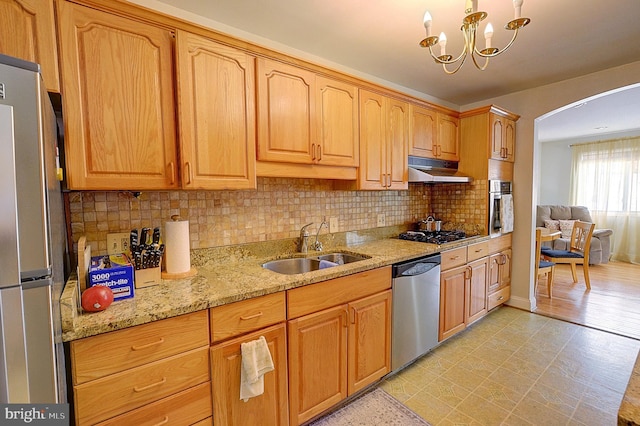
[131,337,165,351]
[497,296,504,301]
[350,306,356,324]
[343,309,348,328]
[168,162,175,185]
[317,145,322,161]
[152,416,169,426]
[184,161,193,185]
[133,377,167,392]
[240,311,263,321]
[311,144,316,160]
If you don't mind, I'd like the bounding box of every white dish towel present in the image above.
[501,194,514,233]
[240,336,274,402]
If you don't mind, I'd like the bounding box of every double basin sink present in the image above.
[262,252,370,275]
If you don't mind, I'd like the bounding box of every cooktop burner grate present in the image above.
[399,230,467,244]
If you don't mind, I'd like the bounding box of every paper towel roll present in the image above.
[164,218,191,274]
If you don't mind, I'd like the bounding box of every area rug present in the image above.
[307,387,430,425]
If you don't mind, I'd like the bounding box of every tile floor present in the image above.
[381,306,640,425]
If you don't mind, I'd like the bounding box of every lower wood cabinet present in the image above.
[210,323,289,426]
[286,268,392,425]
[439,244,489,341]
[488,234,512,310]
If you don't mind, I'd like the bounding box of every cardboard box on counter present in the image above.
[88,254,134,301]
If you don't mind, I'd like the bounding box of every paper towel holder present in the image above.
[161,215,198,280]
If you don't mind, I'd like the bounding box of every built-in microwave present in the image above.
[488,180,513,238]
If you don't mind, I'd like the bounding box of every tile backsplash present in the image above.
[68,177,486,255]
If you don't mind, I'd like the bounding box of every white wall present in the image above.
[463,61,640,311]
[539,141,572,205]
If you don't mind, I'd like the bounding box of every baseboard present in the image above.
[506,295,536,312]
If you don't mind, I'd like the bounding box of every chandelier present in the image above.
[419,0,530,74]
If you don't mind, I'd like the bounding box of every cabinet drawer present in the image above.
[287,267,391,319]
[210,292,286,343]
[74,347,210,425]
[71,311,209,384]
[441,247,467,271]
[488,286,511,310]
[95,382,212,426]
[467,241,489,262]
[489,234,512,254]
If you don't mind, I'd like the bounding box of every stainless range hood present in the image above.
[408,156,472,183]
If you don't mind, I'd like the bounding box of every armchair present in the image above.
[536,205,613,265]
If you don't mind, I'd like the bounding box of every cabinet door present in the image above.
[0,0,59,92]
[358,90,387,190]
[210,323,288,426]
[439,265,467,341]
[490,114,505,160]
[316,76,359,167]
[257,58,315,164]
[410,104,437,158]
[176,31,256,190]
[500,249,512,288]
[488,253,502,294]
[57,2,177,190]
[387,98,409,190]
[348,290,391,395]
[288,305,348,426]
[466,257,488,324]
[503,119,515,162]
[437,113,460,161]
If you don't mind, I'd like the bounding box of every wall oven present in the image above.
[489,180,513,238]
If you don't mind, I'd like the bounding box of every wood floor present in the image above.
[535,260,640,340]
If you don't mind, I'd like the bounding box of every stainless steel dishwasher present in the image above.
[391,253,441,372]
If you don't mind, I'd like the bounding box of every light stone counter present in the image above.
[61,229,488,342]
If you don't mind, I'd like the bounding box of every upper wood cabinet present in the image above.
[490,114,516,162]
[0,0,59,92]
[57,1,178,190]
[175,30,257,190]
[459,105,520,180]
[256,58,358,167]
[437,112,460,161]
[358,90,408,190]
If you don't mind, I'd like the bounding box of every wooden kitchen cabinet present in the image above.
[488,234,512,310]
[287,267,392,425]
[439,243,489,341]
[256,58,358,168]
[459,105,519,181]
[175,30,257,190]
[0,0,59,92]
[70,311,211,425]
[410,106,459,161]
[211,323,289,426]
[57,1,178,190]
[358,90,408,190]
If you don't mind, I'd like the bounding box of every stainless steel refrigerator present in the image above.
[0,54,66,403]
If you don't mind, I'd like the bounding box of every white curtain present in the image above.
[570,137,640,264]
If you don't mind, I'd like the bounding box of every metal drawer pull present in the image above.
[450,255,460,260]
[239,311,263,320]
[131,337,165,351]
[497,296,504,301]
[133,377,167,392]
[152,416,169,426]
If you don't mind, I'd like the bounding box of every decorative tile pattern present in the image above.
[67,177,487,255]
[384,307,640,425]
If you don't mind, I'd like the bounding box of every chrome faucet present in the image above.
[298,223,314,253]
[313,217,329,251]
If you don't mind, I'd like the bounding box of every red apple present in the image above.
[81,285,114,312]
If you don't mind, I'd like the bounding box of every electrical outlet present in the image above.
[376,214,385,227]
[107,232,130,255]
[329,217,339,233]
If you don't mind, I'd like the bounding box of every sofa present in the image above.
[536,205,613,264]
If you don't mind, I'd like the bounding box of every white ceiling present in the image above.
[135,0,640,141]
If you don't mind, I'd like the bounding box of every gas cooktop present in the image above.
[399,230,467,244]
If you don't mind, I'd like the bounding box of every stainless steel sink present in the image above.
[262,252,369,275]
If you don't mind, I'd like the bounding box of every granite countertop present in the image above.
[60,229,489,342]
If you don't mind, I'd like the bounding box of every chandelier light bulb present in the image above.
[423,11,433,37]
[438,32,447,56]
[513,0,524,19]
[484,23,494,49]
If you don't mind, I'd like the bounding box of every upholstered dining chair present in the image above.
[535,229,556,297]
[541,220,596,290]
